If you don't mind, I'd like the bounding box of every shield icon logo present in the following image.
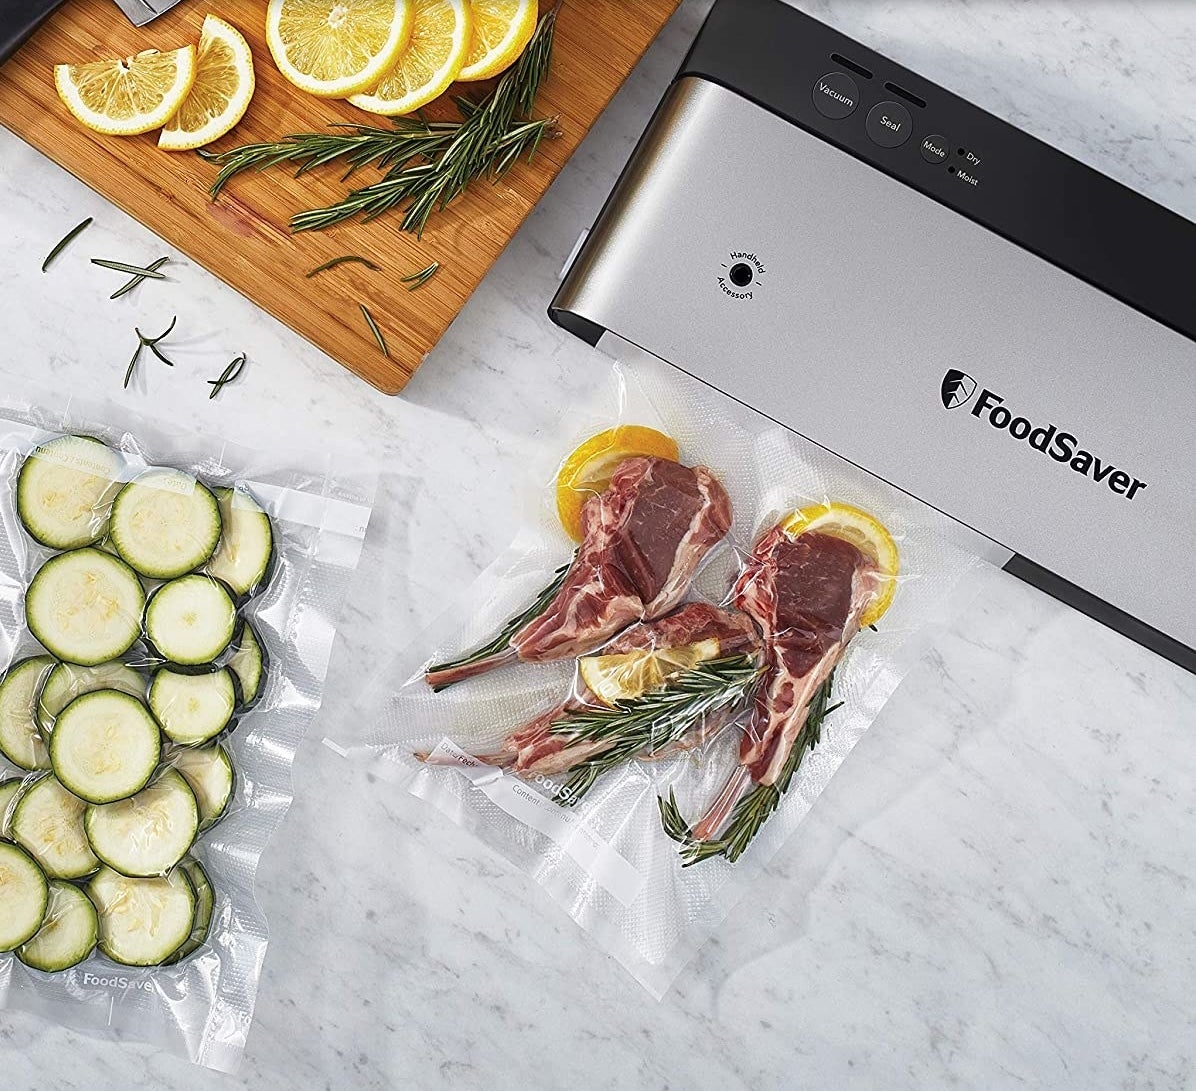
[941,369,977,410]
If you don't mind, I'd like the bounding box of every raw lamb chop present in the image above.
[689,526,880,842]
[425,457,733,688]
[485,602,761,777]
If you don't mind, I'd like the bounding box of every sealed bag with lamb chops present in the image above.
[339,357,987,995]
[0,390,372,1070]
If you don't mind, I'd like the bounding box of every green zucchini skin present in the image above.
[0,656,56,771]
[204,486,276,601]
[0,841,50,953]
[109,469,222,581]
[142,575,237,668]
[163,856,215,964]
[49,691,160,805]
[16,435,123,551]
[226,619,268,712]
[17,879,98,972]
[26,549,145,666]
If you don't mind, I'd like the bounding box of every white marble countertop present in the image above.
[2,1,1195,1087]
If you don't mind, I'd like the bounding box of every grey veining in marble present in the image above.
[1,2,1194,1088]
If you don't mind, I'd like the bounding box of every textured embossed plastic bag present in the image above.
[335,355,988,996]
[0,390,372,1071]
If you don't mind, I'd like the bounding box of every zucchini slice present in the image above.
[227,621,266,710]
[85,768,198,877]
[170,743,234,830]
[49,691,161,804]
[17,878,98,972]
[0,777,27,838]
[26,549,145,666]
[145,575,236,666]
[0,841,49,952]
[16,435,123,550]
[37,659,146,738]
[0,655,56,770]
[109,468,221,580]
[149,668,235,746]
[204,486,274,598]
[11,774,100,879]
[164,856,214,964]
[89,865,196,966]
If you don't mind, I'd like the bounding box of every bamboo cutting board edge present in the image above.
[0,1,682,394]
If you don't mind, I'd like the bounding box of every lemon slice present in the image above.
[266,0,414,98]
[780,501,900,627]
[55,46,196,137]
[159,16,255,151]
[458,0,537,81]
[555,425,680,542]
[349,0,472,116]
[579,638,722,707]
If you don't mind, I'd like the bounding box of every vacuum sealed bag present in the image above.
[0,392,372,1071]
[338,361,986,996]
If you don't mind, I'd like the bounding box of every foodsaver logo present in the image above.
[82,971,154,991]
[942,373,1148,501]
[941,369,978,409]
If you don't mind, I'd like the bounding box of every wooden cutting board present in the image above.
[0,1,681,393]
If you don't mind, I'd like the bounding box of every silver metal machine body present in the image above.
[550,4,1196,674]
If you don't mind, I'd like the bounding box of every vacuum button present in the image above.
[866,101,912,148]
[920,134,950,163]
[812,71,859,119]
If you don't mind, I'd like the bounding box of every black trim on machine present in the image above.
[1003,555,1196,674]
[547,306,604,346]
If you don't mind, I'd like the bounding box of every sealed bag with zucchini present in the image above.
[339,360,990,997]
[0,396,371,1071]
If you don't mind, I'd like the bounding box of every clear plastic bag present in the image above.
[335,358,987,997]
[0,391,372,1071]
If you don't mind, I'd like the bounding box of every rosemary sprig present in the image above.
[401,261,439,291]
[552,655,764,806]
[124,316,177,389]
[207,354,246,399]
[660,673,843,865]
[42,217,92,272]
[205,8,560,238]
[109,256,171,299]
[306,254,381,278]
[359,304,388,357]
[91,257,169,279]
[202,119,467,198]
[290,116,556,236]
[426,556,573,689]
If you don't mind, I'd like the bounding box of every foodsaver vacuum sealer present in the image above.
[549,0,1196,675]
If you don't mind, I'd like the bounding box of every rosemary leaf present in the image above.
[91,257,169,279]
[42,217,92,272]
[125,316,178,388]
[207,353,247,399]
[110,256,170,299]
[306,254,382,278]
[359,304,388,357]
[426,557,572,689]
[400,261,439,291]
[123,343,142,390]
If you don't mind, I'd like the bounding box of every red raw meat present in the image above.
[690,527,879,840]
[425,457,732,687]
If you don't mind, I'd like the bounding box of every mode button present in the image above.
[920,134,949,163]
